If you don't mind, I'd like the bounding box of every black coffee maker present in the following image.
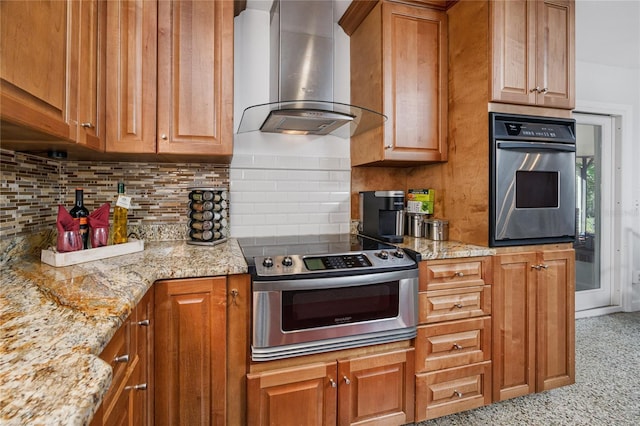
[359,191,405,243]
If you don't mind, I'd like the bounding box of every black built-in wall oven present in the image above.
[490,113,576,247]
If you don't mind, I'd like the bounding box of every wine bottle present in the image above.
[113,182,130,244]
[69,188,89,249]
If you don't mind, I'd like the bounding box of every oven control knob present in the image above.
[262,257,274,268]
[377,250,389,260]
[393,250,405,258]
[282,256,294,267]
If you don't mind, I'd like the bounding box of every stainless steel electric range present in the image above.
[238,234,419,361]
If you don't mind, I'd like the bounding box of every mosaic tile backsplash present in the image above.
[0,149,230,239]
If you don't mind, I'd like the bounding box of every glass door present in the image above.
[574,113,615,311]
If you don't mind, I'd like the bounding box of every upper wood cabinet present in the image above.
[491,0,575,109]
[0,0,105,151]
[106,0,234,160]
[340,0,448,166]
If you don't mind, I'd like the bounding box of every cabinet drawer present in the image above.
[419,285,491,323]
[415,361,491,421]
[99,318,132,409]
[420,258,489,292]
[416,317,491,373]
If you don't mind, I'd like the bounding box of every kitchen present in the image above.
[1,0,639,425]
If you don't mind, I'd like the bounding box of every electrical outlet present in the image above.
[633,270,640,285]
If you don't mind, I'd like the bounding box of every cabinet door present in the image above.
[337,348,414,426]
[132,288,154,426]
[1,0,74,140]
[247,362,338,426]
[74,0,106,151]
[535,0,575,109]
[349,1,447,166]
[105,0,157,153]
[536,249,575,391]
[492,252,537,401]
[156,0,233,157]
[490,0,536,105]
[155,277,227,426]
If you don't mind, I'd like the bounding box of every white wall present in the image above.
[575,0,640,311]
[231,3,352,238]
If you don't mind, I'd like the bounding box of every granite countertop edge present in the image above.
[0,239,248,426]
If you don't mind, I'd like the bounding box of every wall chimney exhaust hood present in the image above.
[237,0,386,138]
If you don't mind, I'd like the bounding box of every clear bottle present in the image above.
[69,188,89,249]
[113,182,130,244]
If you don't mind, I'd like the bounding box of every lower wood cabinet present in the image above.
[414,257,492,421]
[247,348,415,426]
[492,248,575,402]
[91,288,154,426]
[154,277,227,426]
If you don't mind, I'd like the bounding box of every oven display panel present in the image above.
[303,254,373,271]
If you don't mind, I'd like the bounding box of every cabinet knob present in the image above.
[452,343,463,350]
[80,122,94,128]
[161,134,168,140]
[385,145,393,150]
[137,319,150,326]
[453,390,463,398]
[530,86,541,93]
[454,271,464,277]
[125,383,147,391]
[329,378,337,388]
[453,303,463,309]
[343,376,351,385]
[113,354,129,363]
[540,87,549,93]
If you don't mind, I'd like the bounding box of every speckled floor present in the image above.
[415,312,640,426]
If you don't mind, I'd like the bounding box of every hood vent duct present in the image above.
[237,0,386,138]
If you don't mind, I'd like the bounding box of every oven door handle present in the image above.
[497,141,576,152]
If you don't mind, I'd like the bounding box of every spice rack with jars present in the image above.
[187,187,228,246]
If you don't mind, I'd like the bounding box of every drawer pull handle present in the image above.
[80,122,94,129]
[137,319,150,326]
[329,378,337,388]
[453,390,463,398]
[113,354,129,363]
[454,272,464,277]
[125,383,147,391]
[343,376,351,385]
[453,303,463,309]
[531,264,549,270]
[452,343,463,350]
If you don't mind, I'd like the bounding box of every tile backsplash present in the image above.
[0,149,229,239]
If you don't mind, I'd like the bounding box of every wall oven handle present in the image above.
[497,141,576,152]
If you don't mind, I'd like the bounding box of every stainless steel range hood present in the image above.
[237,0,386,138]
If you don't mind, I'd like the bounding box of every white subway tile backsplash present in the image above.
[230,147,351,238]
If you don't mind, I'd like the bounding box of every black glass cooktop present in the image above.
[237,233,403,269]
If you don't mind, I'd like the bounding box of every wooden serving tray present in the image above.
[41,240,144,267]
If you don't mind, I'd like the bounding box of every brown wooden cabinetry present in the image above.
[154,277,227,426]
[340,0,448,166]
[1,0,105,151]
[105,0,233,160]
[91,288,154,426]
[492,248,575,402]
[414,258,492,421]
[491,0,575,109]
[247,348,415,426]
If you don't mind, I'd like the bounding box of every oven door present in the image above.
[252,269,418,361]
[492,140,576,246]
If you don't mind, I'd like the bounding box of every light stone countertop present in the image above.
[0,234,493,425]
[397,236,496,260]
[0,239,248,426]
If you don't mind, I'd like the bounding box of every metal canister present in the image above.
[406,212,428,237]
[425,219,449,240]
